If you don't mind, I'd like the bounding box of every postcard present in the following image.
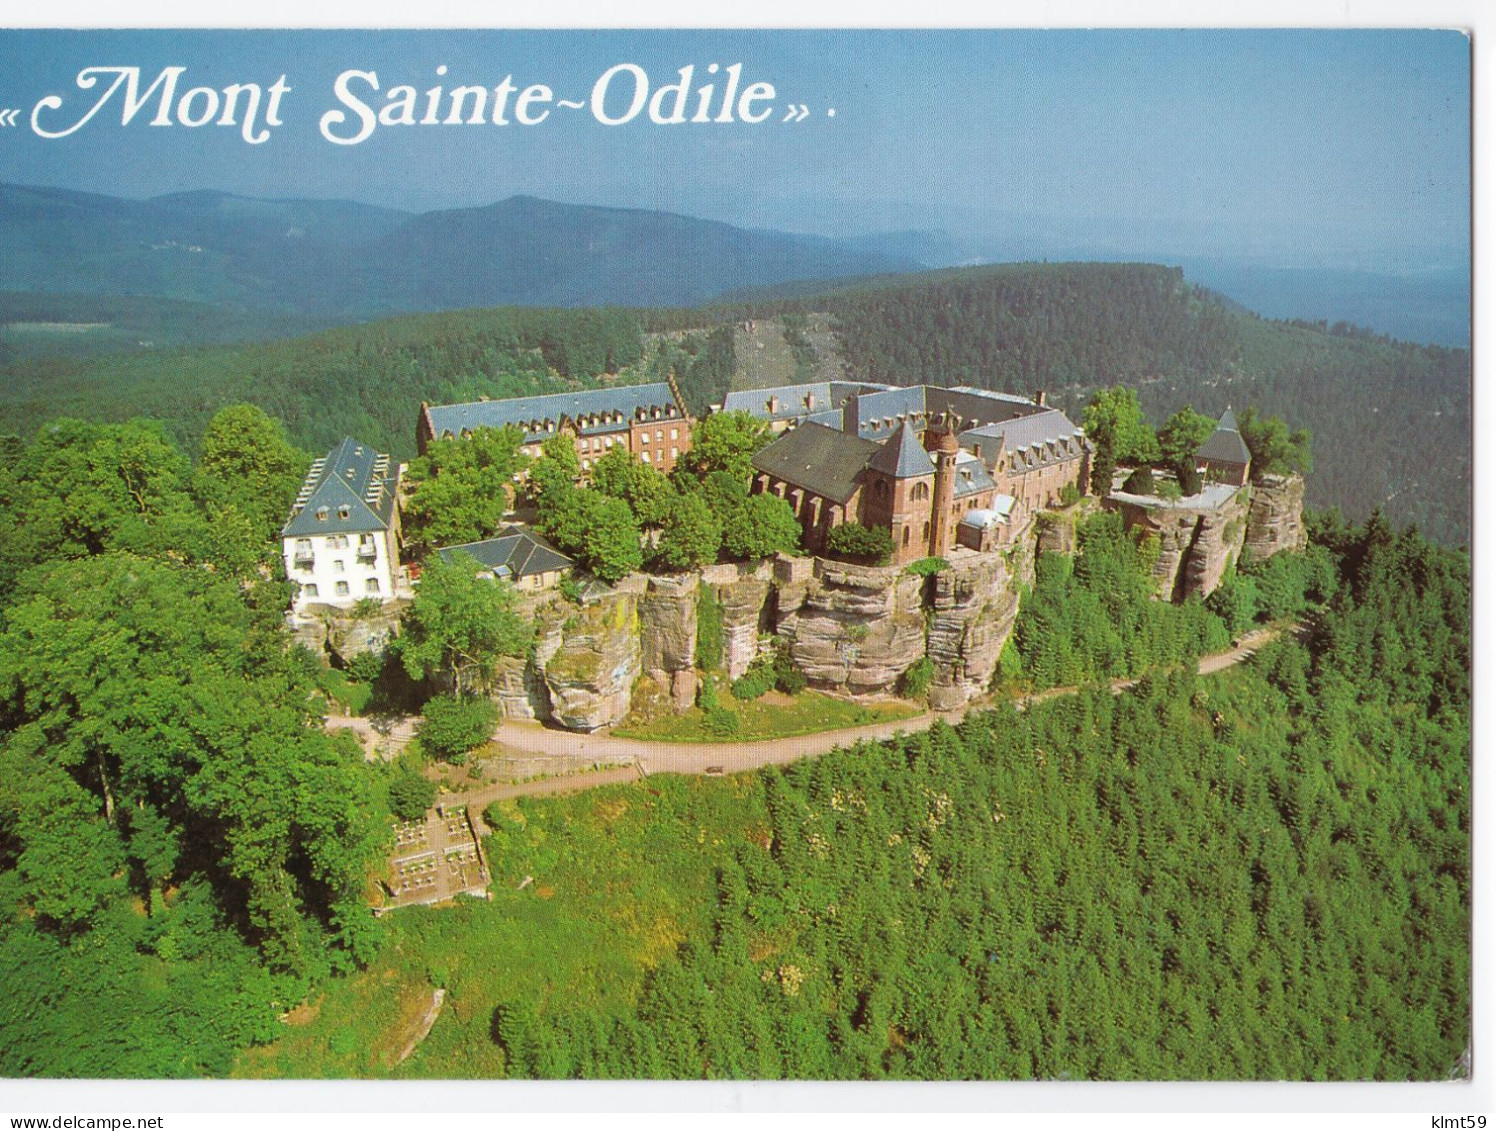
[0,19,1476,1117]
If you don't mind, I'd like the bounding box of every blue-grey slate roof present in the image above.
[721,381,888,425]
[750,422,881,504]
[950,452,997,498]
[282,437,396,537]
[1196,409,1251,465]
[436,526,573,581]
[425,383,681,444]
[867,419,934,479]
[962,409,1087,468]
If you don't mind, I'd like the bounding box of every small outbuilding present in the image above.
[1195,407,1252,487]
[435,525,573,591]
[956,495,1018,551]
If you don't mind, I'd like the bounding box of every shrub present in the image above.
[344,649,386,685]
[702,704,739,736]
[696,674,721,712]
[731,661,775,701]
[1122,466,1155,495]
[389,770,438,823]
[1177,461,1202,497]
[827,523,894,566]
[418,694,499,764]
[351,596,384,620]
[1156,480,1183,501]
[558,575,583,604]
[1058,482,1082,507]
[772,647,808,695]
[905,556,949,578]
[696,585,724,671]
[899,656,935,700]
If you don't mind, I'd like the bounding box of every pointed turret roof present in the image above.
[1196,407,1251,465]
[867,419,935,479]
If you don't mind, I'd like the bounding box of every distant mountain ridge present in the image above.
[0,183,915,316]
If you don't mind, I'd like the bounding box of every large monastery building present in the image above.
[736,381,1090,565]
[418,382,692,474]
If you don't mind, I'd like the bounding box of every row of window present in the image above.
[300,578,381,599]
[291,556,378,574]
[638,428,679,445]
[638,447,680,466]
[293,536,377,553]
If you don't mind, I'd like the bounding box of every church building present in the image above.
[743,382,1090,565]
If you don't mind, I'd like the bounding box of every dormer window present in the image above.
[315,506,329,522]
[338,505,351,520]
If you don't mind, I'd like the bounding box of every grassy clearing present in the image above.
[317,668,373,716]
[614,690,922,743]
[233,772,762,1078]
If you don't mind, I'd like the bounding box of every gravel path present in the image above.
[440,623,1290,811]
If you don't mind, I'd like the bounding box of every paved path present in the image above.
[438,623,1291,811]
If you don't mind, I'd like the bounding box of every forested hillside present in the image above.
[0,262,1469,543]
[0,308,649,462]
[0,185,908,317]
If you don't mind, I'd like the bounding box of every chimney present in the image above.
[1034,390,1046,407]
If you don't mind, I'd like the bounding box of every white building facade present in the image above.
[281,438,402,612]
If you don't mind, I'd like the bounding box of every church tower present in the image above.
[928,423,960,557]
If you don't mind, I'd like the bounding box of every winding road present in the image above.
[423,623,1291,813]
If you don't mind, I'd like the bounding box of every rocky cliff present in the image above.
[926,553,1021,711]
[535,590,642,731]
[1244,473,1308,559]
[638,574,700,712]
[1117,487,1250,602]
[703,562,775,679]
[783,559,927,694]
[290,600,407,665]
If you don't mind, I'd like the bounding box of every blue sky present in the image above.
[0,28,1470,269]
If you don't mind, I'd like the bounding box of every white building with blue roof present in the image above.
[282,437,403,612]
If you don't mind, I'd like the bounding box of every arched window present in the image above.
[902,526,911,547]
[911,482,929,501]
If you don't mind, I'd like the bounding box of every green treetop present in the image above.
[1089,388,1154,484]
[676,411,772,483]
[402,425,527,553]
[1237,406,1313,479]
[1156,405,1217,472]
[651,491,723,571]
[720,492,803,561]
[397,551,532,693]
[590,444,678,529]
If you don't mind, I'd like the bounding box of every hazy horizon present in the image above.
[0,29,1469,276]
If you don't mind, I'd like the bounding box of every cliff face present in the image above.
[926,552,1021,711]
[489,654,548,722]
[537,591,642,731]
[639,574,699,711]
[1244,473,1308,559]
[703,562,774,679]
[1119,487,1250,602]
[783,559,927,694]
[290,601,407,666]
